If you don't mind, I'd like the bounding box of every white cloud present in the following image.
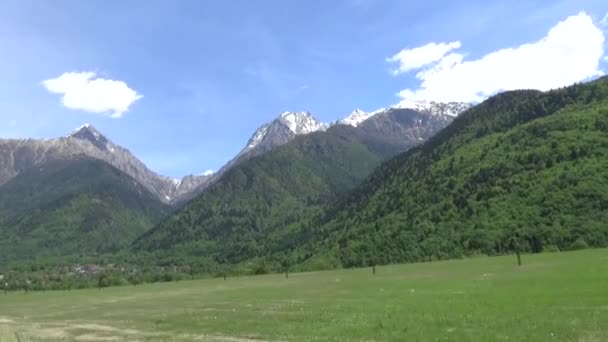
[389,12,606,104]
[387,41,461,74]
[201,170,214,176]
[42,72,142,118]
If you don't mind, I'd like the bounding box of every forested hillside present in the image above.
[290,77,608,268]
[133,125,397,265]
[0,157,170,264]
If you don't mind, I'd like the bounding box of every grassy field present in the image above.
[0,249,606,341]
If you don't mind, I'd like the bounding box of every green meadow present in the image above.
[1,249,606,341]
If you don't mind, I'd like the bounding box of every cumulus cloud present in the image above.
[388,12,606,105]
[387,41,461,74]
[201,170,214,176]
[42,72,142,118]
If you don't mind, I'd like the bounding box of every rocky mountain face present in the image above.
[0,125,211,204]
[353,107,457,155]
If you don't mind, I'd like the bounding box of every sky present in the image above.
[0,0,607,178]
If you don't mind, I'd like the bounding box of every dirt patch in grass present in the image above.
[74,334,120,341]
[70,323,140,335]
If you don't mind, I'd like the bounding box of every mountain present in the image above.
[0,102,469,207]
[211,104,468,182]
[339,102,472,127]
[185,105,466,199]
[223,111,328,169]
[339,109,374,127]
[0,156,171,264]
[0,104,456,264]
[287,77,608,268]
[394,101,473,117]
[352,107,459,156]
[136,78,608,271]
[133,108,454,264]
[174,111,330,204]
[0,124,212,204]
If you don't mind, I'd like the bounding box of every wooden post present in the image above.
[372,264,376,275]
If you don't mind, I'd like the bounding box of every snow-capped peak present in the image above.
[339,109,375,127]
[337,101,472,127]
[69,123,102,139]
[67,124,114,151]
[76,123,92,131]
[278,111,328,134]
[242,111,328,152]
[394,100,472,117]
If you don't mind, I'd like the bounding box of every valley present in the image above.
[1,249,606,341]
[2,3,607,341]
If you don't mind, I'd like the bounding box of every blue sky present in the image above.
[1,0,607,177]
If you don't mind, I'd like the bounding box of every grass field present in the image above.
[0,249,606,341]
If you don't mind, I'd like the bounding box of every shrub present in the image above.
[543,245,560,253]
[568,238,589,251]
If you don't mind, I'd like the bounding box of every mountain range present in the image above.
[0,101,468,205]
[133,77,608,271]
[4,75,608,274]
[0,125,212,204]
[0,101,466,264]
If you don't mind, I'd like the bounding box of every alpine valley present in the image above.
[2,77,608,286]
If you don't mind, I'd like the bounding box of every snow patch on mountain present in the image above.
[246,125,270,150]
[243,112,328,151]
[338,101,472,127]
[279,111,328,134]
[394,100,473,117]
[339,109,375,127]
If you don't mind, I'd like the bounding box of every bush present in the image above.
[568,238,589,251]
[252,262,268,275]
[543,245,560,253]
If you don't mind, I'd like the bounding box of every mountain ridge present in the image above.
[0,126,212,204]
[0,101,471,206]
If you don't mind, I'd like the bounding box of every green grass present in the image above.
[1,249,607,341]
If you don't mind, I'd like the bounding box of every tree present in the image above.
[507,231,523,266]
